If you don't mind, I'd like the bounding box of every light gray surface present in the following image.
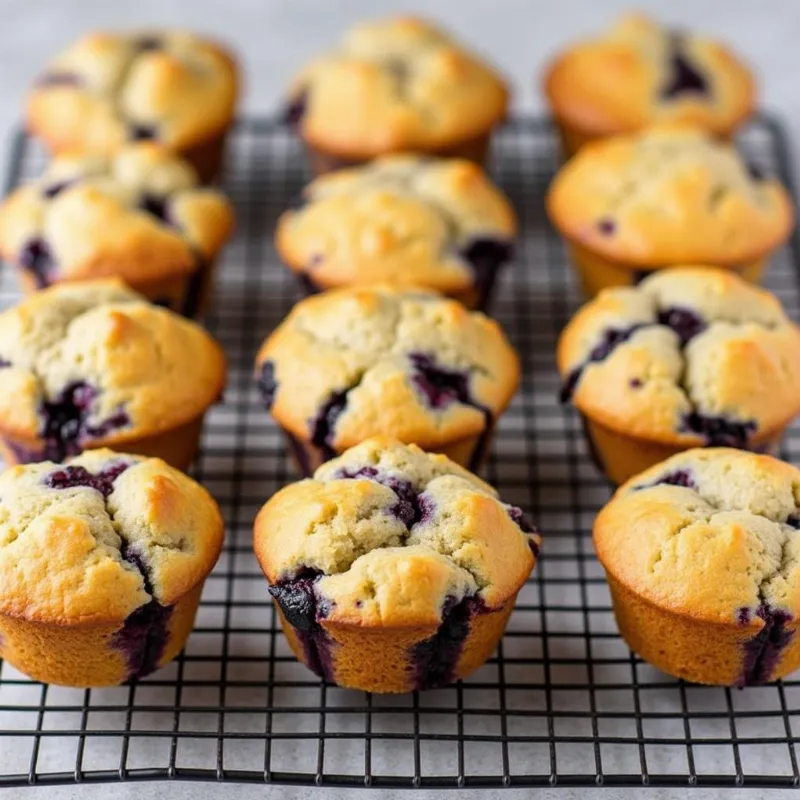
[1,2,799,799]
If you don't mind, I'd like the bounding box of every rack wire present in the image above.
[1,116,800,790]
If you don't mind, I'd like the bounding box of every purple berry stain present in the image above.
[681,413,756,448]
[268,569,335,681]
[19,237,56,288]
[635,469,696,491]
[738,602,794,686]
[257,361,278,410]
[113,546,173,682]
[660,34,709,100]
[658,307,706,346]
[597,218,616,236]
[560,325,646,403]
[310,388,351,461]
[40,382,130,462]
[411,595,487,690]
[45,461,130,496]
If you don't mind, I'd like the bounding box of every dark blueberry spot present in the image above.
[658,307,707,346]
[310,388,351,459]
[737,607,753,625]
[19,237,56,288]
[411,595,486,690]
[560,325,646,403]
[787,515,800,530]
[652,469,696,489]
[333,466,430,529]
[269,568,335,680]
[739,602,794,686]
[257,361,278,411]
[139,194,170,223]
[37,71,82,88]
[136,36,162,52]
[680,413,757,448]
[504,504,538,534]
[409,352,471,410]
[44,461,130,496]
[112,546,173,681]
[660,34,709,100]
[284,91,308,129]
[42,179,74,199]
[129,124,157,142]
[629,378,643,389]
[597,218,616,236]
[40,382,130,462]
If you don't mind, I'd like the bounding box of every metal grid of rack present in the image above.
[1,116,800,789]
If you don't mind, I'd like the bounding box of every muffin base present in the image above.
[582,415,784,486]
[279,424,495,478]
[0,414,207,472]
[0,583,204,687]
[566,243,768,298]
[277,594,516,693]
[293,272,495,312]
[303,132,494,177]
[604,573,800,685]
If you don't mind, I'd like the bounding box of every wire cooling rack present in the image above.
[1,116,800,790]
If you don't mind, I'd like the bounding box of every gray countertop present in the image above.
[2,1,800,798]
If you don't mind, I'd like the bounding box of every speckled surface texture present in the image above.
[2,1,800,798]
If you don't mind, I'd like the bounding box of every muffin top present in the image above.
[285,16,508,158]
[0,143,234,288]
[558,267,800,447]
[544,13,755,137]
[254,438,539,626]
[0,448,223,625]
[0,280,226,458]
[255,285,520,454]
[546,126,794,267]
[27,30,237,155]
[594,448,800,625]
[276,155,516,295]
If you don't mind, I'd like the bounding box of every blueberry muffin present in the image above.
[0,143,235,316]
[254,437,540,693]
[558,267,800,485]
[284,16,509,174]
[276,155,516,309]
[546,126,794,296]
[544,13,756,155]
[0,280,226,470]
[595,448,800,685]
[254,286,519,475]
[0,448,223,687]
[27,30,238,182]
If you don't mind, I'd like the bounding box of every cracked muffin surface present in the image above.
[254,437,539,691]
[254,285,519,472]
[0,448,224,686]
[276,155,515,302]
[544,13,755,140]
[285,16,508,159]
[595,448,800,685]
[26,30,238,156]
[0,143,234,292]
[546,126,793,268]
[0,279,226,462]
[557,267,800,448]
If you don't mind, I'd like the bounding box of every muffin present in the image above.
[557,267,800,485]
[0,280,226,470]
[284,16,509,174]
[253,437,540,693]
[254,285,519,475]
[26,30,238,182]
[543,13,756,156]
[546,126,794,297]
[0,448,224,687]
[0,143,235,316]
[276,155,516,309]
[595,448,800,686]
